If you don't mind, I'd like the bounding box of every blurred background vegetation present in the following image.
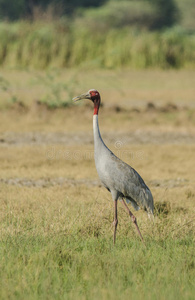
[0,0,194,69]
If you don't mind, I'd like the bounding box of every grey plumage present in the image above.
[93,114,154,216]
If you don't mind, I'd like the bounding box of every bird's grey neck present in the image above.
[93,115,107,152]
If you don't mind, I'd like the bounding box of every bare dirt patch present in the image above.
[0,177,191,189]
[0,177,100,188]
[0,129,194,146]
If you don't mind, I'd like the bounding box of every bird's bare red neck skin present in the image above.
[93,97,101,115]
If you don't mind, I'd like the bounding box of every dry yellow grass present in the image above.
[0,141,194,243]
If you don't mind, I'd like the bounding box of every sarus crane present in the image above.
[73,89,154,244]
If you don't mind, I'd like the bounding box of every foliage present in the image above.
[34,71,78,108]
[0,0,26,20]
[175,0,195,32]
[78,1,156,30]
[0,75,19,104]
[79,0,179,30]
[0,21,194,70]
[148,0,179,29]
[0,0,107,20]
[0,0,194,33]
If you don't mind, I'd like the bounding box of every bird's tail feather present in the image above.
[126,198,140,211]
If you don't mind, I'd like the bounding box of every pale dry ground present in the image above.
[0,69,195,240]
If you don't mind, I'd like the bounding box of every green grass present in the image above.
[0,224,194,299]
[1,237,194,299]
[0,181,194,300]
[0,21,195,69]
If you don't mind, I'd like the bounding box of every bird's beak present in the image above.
[72,92,91,102]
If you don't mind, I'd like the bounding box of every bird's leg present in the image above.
[113,200,118,245]
[121,199,144,244]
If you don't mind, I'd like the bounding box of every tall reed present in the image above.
[0,21,194,69]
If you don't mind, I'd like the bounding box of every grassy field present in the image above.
[0,69,195,299]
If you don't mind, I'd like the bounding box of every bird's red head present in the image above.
[73,89,101,115]
[88,89,100,101]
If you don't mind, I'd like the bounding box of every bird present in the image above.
[73,89,154,244]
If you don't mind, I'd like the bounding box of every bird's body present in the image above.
[93,114,153,215]
[73,89,154,244]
